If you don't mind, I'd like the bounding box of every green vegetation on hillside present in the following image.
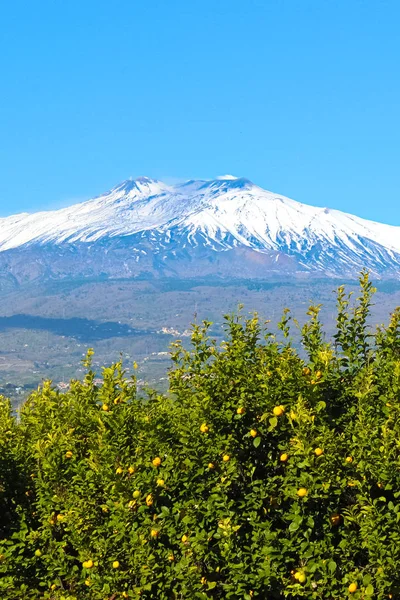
[1,272,400,598]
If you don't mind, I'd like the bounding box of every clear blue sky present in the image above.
[1,0,399,224]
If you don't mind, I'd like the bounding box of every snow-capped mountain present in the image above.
[0,175,399,282]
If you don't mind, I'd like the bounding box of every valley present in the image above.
[2,275,400,407]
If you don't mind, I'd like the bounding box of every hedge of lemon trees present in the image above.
[1,272,400,599]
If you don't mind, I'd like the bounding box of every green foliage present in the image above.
[1,272,400,598]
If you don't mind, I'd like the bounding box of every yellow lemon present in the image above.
[208,462,215,469]
[102,404,109,412]
[152,456,162,467]
[112,561,120,569]
[302,367,311,376]
[65,451,73,459]
[348,582,358,593]
[273,405,284,417]
[83,559,93,569]
[250,429,257,438]
[150,529,159,538]
[315,448,323,457]
[297,488,308,498]
[200,423,209,433]
[201,577,207,585]
[181,534,188,543]
[168,554,175,561]
[237,407,245,415]
[297,572,306,583]
[145,494,154,506]
[34,549,42,557]
[132,490,141,498]
[156,478,165,487]
[56,514,64,522]
[280,453,289,462]
[346,456,353,463]
[128,466,135,474]
[315,370,322,379]
[116,467,123,475]
[222,454,230,462]
[85,579,91,586]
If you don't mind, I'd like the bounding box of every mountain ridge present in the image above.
[0,175,399,281]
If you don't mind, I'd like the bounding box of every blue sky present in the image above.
[0,0,399,224]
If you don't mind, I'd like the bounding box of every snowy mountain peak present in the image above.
[175,176,258,197]
[0,176,399,278]
[106,176,171,199]
[200,177,255,191]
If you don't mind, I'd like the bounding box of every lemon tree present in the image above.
[0,271,400,598]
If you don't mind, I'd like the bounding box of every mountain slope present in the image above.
[0,175,399,281]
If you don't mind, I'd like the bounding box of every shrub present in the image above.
[1,271,400,598]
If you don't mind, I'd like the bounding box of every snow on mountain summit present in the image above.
[0,176,399,276]
[104,176,172,199]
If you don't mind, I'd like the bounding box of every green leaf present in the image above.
[253,437,261,448]
[365,584,374,596]
[269,417,278,430]
[328,560,337,574]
